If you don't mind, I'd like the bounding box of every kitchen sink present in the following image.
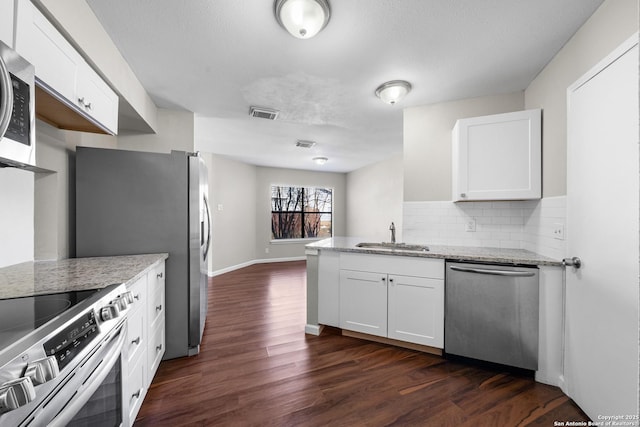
[355,242,429,252]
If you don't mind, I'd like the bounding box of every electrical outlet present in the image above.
[217,204,224,211]
[553,223,565,240]
[265,247,270,254]
[465,218,476,232]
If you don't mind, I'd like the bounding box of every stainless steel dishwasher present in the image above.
[445,261,539,370]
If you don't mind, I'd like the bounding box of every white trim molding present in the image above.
[209,256,307,277]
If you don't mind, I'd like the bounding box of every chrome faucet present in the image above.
[389,222,396,244]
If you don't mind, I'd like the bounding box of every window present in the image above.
[271,186,332,240]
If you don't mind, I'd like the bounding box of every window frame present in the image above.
[270,185,334,242]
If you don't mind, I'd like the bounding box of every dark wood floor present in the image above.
[134,261,589,426]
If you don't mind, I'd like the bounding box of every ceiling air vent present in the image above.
[249,106,279,120]
[295,140,316,148]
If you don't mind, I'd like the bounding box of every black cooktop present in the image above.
[0,290,99,350]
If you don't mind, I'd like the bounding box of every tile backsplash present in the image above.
[403,196,566,260]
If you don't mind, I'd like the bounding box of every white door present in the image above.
[565,34,639,421]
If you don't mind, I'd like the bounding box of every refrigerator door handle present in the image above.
[203,195,211,261]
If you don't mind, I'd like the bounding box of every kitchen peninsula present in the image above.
[305,237,564,386]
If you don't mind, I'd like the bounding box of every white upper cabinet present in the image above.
[452,109,541,201]
[76,60,118,133]
[14,0,118,134]
[0,1,15,46]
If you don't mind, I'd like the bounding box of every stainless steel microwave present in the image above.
[0,40,35,168]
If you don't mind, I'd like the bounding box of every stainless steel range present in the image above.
[0,283,133,426]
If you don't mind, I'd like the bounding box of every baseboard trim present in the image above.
[209,256,307,277]
[305,324,323,336]
[342,330,443,356]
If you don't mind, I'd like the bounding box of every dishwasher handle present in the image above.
[449,265,536,277]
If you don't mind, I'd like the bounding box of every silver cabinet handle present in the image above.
[157,272,163,279]
[156,344,163,352]
[156,304,162,312]
[131,337,141,345]
[134,294,140,300]
[449,265,535,277]
[132,389,142,399]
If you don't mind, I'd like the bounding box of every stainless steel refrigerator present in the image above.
[75,147,211,359]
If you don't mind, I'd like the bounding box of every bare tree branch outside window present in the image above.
[271,186,332,240]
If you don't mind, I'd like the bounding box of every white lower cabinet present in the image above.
[387,275,444,347]
[340,270,388,337]
[338,253,444,348]
[126,260,166,423]
[127,355,147,422]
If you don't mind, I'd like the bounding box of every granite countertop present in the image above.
[306,237,562,266]
[0,253,169,299]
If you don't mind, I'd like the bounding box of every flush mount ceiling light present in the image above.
[312,156,328,165]
[274,0,331,39]
[375,80,412,105]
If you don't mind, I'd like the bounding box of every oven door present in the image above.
[24,321,129,427]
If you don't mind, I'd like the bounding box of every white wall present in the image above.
[33,121,117,261]
[346,154,403,242]
[118,109,194,153]
[205,153,257,273]
[0,168,34,267]
[255,166,346,262]
[524,0,638,197]
[403,91,524,202]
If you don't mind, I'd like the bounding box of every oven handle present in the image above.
[47,324,126,427]
[0,53,13,140]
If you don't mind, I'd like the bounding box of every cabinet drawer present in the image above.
[148,265,165,328]
[128,274,148,312]
[148,320,165,379]
[126,306,145,365]
[340,253,443,279]
[127,358,146,423]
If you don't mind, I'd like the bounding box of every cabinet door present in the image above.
[0,0,14,46]
[15,0,80,102]
[452,109,541,201]
[76,60,119,134]
[388,275,444,348]
[339,270,387,337]
[127,357,147,423]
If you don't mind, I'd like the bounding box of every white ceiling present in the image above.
[86,0,604,173]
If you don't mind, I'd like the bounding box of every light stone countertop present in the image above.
[306,237,562,266]
[0,253,168,299]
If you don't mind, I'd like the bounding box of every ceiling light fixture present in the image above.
[375,80,412,105]
[274,0,331,39]
[313,156,328,165]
